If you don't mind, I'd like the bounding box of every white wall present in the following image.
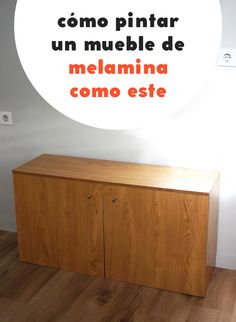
[221,0,236,48]
[1,0,236,269]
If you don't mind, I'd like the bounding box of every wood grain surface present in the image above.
[13,174,105,277]
[104,185,209,297]
[13,154,219,194]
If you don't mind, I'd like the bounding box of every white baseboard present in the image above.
[0,224,16,233]
[216,254,236,270]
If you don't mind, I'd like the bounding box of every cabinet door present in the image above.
[104,185,209,296]
[14,174,104,277]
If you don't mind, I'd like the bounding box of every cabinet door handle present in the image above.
[112,198,117,203]
[87,195,92,200]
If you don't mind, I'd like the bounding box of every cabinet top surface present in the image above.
[13,154,219,194]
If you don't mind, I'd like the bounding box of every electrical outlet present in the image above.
[0,111,13,125]
[218,48,236,67]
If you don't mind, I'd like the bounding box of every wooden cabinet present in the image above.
[13,154,220,296]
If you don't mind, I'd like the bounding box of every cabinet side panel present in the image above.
[13,174,104,277]
[206,177,220,288]
[104,186,208,296]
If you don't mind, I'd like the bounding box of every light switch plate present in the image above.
[0,111,13,125]
[218,48,236,67]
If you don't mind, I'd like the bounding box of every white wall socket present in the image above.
[218,48,236,67]
[0,111,13,125]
